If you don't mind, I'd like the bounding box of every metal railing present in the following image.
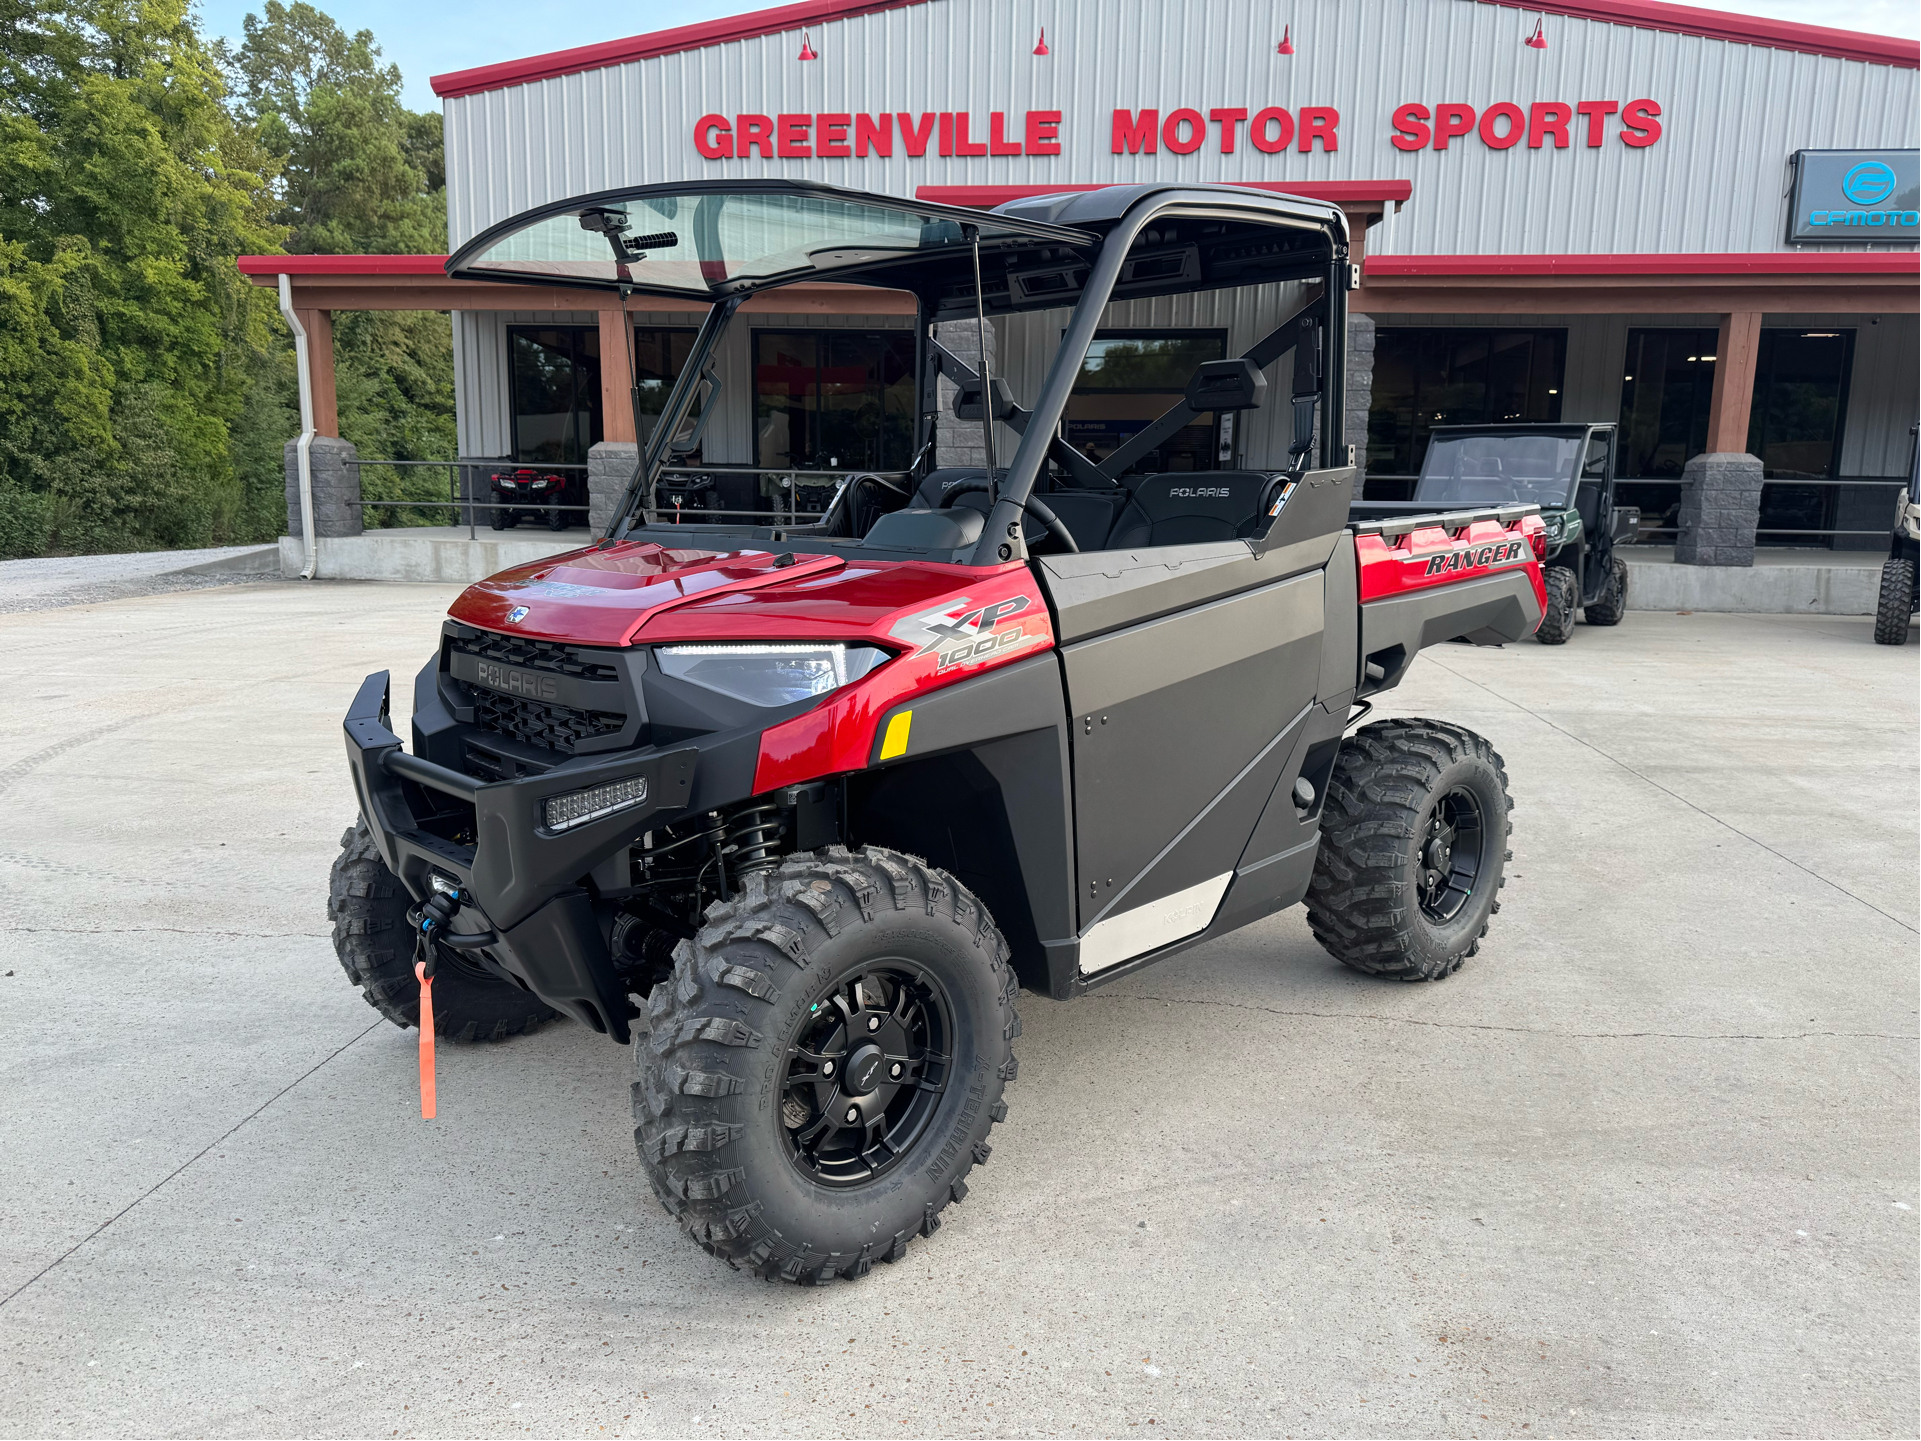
[347,459,590,540]
[341,459,922,536]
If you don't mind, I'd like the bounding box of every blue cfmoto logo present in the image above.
[1841,161,1898,206]
[506,605,530,623]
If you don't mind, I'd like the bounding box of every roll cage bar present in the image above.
[449,181,1352,563]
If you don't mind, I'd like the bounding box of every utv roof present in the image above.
[445,179,1347,315]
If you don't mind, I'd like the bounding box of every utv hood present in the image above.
[448,541,1022,650]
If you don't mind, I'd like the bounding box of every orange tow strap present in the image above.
[415,959,437,1120]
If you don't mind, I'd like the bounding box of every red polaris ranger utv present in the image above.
[331,180,1546,1284]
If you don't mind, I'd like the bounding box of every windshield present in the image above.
[449,186,1084,297]
[1415,433,1582,507]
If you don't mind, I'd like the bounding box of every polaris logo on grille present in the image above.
[1423,539,1529,577]
[474,661,558,700]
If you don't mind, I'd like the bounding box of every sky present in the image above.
[194,0,1921,111]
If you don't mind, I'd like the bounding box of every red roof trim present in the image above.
[1488,0,1916,68]
[916,181,1413,207]
[236,254,450,276]
[432,0,928,98]
[1365,252,1920,277]
[428,0,1916,99]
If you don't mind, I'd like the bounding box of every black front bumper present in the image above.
[343,670,701,1042]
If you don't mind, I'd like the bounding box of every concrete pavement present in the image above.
[0,582,1914,1438]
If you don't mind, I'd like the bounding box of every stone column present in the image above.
[588,441,639,534]
[1344,312,1375,486]
[284,434,361,537]
[933,318,1000,470]
[1674,452,1765,567]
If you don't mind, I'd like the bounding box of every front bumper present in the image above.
[343,670,700,1042]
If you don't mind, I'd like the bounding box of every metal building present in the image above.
[245,0,1920,551]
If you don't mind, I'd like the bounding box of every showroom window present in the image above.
[1063,330,1227,475]
[508,327,602,464]
[753,330,917,472]
[1367,328,1567,479]
[632,327,700,440]
[1616,328,1855,545]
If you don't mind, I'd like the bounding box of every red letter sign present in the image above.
[1112,108,1159,154]
[1575,99,1618,147]
[1298,106,1339,152]
[1250,106,1293,153]
[1025,110,1062,155]
[1478,102,1524,150]
[694,114,733,159]
[1620,99,1662,147]
[1390,103,1431,152]
[1434,103,1475,150]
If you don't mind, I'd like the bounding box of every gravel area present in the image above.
[0,546,283,614]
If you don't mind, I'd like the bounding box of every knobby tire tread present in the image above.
[632,844,1018,1285]
[327,819,556,1042]
[1304,718,1513,982]
[1873,558,1914,645]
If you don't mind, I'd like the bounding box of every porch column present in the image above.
[1676,311,1765,567]
[599,307,637,443]
[1705,311,1762,454]
[294,309,338,436]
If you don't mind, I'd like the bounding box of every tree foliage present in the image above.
[0,0,453,557]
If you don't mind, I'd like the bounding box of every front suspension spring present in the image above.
[723,802,786,874]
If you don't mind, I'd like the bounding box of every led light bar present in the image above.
[543,774,649,832]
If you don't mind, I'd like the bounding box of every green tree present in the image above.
[234,1,455,528]
[0,0,283,556]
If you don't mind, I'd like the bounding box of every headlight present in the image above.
[655,642,888,708]
[1543,513,1566,540]
[543,774,649,832]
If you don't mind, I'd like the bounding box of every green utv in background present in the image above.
[1411,424,1638,644]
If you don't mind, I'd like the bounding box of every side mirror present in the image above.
[1185,358,1268,413]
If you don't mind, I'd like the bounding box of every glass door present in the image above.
[508,327,602,464]
[1751,329,1854,547]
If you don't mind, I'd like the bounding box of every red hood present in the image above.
[447,540,1008,648]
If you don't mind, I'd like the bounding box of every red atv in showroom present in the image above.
[331,180,1546,1284]
[488,467,585,531]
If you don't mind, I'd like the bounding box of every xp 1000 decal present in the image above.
[893,594,1045,674]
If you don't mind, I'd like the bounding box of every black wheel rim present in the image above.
[778,963,954,1188]
[1418,786,1485,924]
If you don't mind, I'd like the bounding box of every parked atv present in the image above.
[488,467,585,531]
[1873,424,1918,646]
[1405,423,1637,644]
[330,179,1547,1284]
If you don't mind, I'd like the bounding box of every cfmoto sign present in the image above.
[1788,149,1919,244]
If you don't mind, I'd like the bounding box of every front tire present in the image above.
[328,819,558,1041]
[1305,719,1513,982]
[1873,558,1915,645]
[1584,556,1629,626]
[1536,565,1577,644]
[634,845,1019,1284]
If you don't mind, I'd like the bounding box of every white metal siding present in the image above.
[443,0,1918,255]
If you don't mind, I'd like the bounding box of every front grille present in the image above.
[470,690,625,753]
[448,625,619,682]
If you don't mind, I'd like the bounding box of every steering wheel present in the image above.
[937,480,1079,554]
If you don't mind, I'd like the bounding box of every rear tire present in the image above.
[1305,719,1513,982]
[1583,556,1629,626]
[633,845,1019,1284]
[1535,566,1577,644]
[328,819,558,1041]
[1873,558,1915,645]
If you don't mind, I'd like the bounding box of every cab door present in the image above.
[1046,544,1326,975]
